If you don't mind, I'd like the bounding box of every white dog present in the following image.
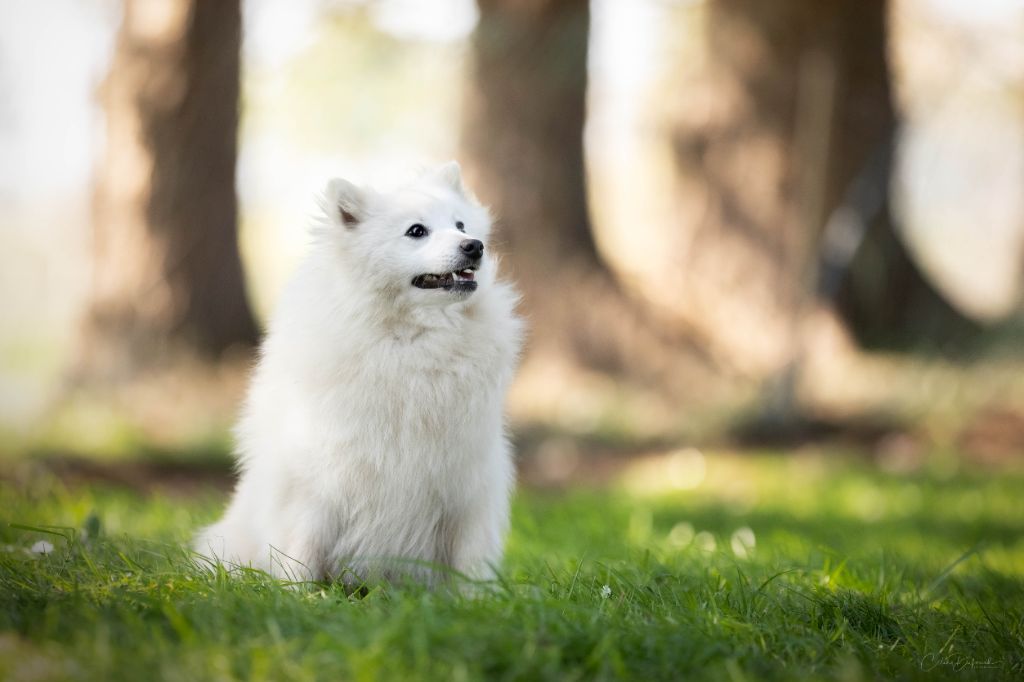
[195,162,522,586]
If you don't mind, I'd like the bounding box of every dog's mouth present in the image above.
[411,267,478,292]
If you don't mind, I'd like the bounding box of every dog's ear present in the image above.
[434,161,465,196]
[324,178,367,228]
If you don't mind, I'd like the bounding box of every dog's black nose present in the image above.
[460,239,484,260]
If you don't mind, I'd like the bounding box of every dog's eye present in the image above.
[405,223,429,238]
[455,221,465,232]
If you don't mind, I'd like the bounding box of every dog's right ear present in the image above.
[434,160,465,196]
[324,178,367,228]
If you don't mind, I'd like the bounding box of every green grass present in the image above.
[2,453,1023,681]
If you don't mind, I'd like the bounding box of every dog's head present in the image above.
[319,162,495,307]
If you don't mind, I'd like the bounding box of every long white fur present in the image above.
[194,162,523,585]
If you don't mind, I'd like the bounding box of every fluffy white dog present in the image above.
[195,162,522,586]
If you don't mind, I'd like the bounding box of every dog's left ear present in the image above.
[434,161,465,196]
[324,177,368,228]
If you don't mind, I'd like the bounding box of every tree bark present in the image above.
[670,0,978,371]
[463,0,713,388]
[463,0,598,293]
[831,179,984,351]
[83,0,257,380]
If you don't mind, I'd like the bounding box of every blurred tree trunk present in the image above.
[670,0,977,374]
[82,0,256,380]
[831,180,983,351]
[463,0,712,388]
[464,0,598,277]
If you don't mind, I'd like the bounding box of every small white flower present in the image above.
[30,541,54,555]
[600,584,612,599]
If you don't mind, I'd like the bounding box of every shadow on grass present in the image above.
[10,443,237,495]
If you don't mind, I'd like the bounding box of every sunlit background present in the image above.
[1,0,1023,468]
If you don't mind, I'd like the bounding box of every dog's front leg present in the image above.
[265,517,330,584]
[451,460,514,584]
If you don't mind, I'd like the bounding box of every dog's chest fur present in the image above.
[230,285,518,577]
